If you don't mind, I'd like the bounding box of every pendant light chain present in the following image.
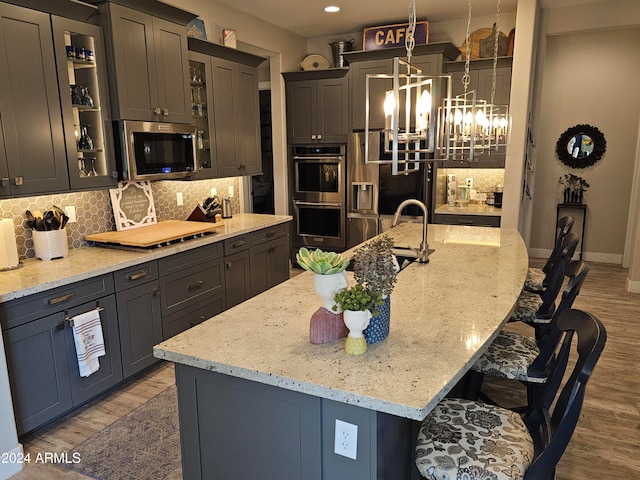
[406,0,417,66]
[490,0,501,105]
[463,0,472,93]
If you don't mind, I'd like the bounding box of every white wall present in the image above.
[529,1,640,268]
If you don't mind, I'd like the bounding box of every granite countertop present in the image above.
[154,223,528,420]
[434,204,502,216]
[0,214,292,303]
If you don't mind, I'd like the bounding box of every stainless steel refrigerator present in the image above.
[346,132,433,248]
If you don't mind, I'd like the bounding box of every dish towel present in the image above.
[72,309,106,377]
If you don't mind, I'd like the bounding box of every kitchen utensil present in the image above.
[222,197,232,218]
[53,205,69,228]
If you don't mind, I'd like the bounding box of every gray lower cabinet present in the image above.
[158,242,226,337]
[114,262,162,379]
[224,224,290,307]
[0,3,69,196]
[432,213,501,227]
[0,276,122,435]
[175,364,420,480]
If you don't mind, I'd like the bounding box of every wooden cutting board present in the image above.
[86,220,224,248]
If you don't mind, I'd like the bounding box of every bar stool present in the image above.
[524,216,574,293]
[510,232,579,327]
[468,261,589,409]
[415,309,606,480]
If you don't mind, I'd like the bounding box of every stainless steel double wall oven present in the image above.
[290,145,346,258]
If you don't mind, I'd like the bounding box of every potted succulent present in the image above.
[351,234,399,343]
[332,283,383,355]
[296,247,350,311]
[297,247,351,344]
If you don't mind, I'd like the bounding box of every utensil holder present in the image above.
[33,229,68,260]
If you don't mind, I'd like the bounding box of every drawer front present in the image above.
[224,234,249,254]
[158,242,223,277]
[247,224,287,247]
[0,275,115,331]
[159,258,225,317]
[114,261,159,291]
[162,294,225,339]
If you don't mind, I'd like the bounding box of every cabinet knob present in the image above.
[317,134,322,140]
[1,178,9,187]
[188,280,204,291]
[14,177,24,186]
[162,108,169,116]
[153,107,162,115]
[311,134,316,140]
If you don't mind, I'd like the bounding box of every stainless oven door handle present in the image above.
[292,156,343,161]
[293,201,344,207]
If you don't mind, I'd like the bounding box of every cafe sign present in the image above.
[363,21,429,50]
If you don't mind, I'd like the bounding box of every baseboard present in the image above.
[626,277,640,294]
[0,444,23,479]
[528,248,622,265]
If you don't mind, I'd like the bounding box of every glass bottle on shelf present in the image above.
[70,85,82,105]
[80,86,93,107]
[78,126,93,150]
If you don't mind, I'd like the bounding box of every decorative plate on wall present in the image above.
[301,54,330,71]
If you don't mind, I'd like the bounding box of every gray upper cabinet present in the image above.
[52,15,118,189]
[100,2,192,123]
[284,73,349,144]
[188,38,265,178]
[0,3,69,196]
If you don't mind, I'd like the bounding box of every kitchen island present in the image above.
[154,223,528,480]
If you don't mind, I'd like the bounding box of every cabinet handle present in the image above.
[162,108,169,116]
[317,134,322,140]
[231,240,245,249]
[188,280,204,291]
[265,230,276,238]
[49,292,75,305]
[128,270,150,281]
[311,134,316,140]
[55,322,65,331]
[0,178,9,187]
[14,176,24,186]
[153,107,162,115]
[153,287,160,296]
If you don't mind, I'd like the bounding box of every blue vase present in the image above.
[364,295,391,344]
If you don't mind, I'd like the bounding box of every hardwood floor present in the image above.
[8,261,640,479]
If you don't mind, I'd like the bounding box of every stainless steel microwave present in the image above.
[115,120,197,181]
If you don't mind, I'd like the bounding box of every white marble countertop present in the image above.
[0,214,292,303]
[154,223,528,421]
[434,204,502,216]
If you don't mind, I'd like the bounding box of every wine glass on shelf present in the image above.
[78,158,88,177]
[87,157,98,176]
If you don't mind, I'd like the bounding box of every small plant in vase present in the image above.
[351,235,399,344]
[559,174,589,204]
[333,283,383,355]
[296,247,351,344]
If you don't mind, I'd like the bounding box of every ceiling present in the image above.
[212,0,606,38]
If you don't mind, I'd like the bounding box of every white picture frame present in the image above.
[109,181,157,231]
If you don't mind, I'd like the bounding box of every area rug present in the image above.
[62,386,182,480]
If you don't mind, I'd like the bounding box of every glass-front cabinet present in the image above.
[188,54,216,177]
[52,16,117,189]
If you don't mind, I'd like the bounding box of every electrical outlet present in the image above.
[211,187,217,197]
[334,419,358,460]
[64,206,77,223]
[176,192,184,206]
[228,185,234,198]
[466,178,474,189]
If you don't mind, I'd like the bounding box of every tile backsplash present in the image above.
[0,178,240,259]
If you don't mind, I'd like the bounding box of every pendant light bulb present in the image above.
[384,90,395,117]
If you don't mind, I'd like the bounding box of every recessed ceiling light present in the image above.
[324,6,340,13]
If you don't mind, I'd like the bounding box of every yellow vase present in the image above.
[344,336,368,355]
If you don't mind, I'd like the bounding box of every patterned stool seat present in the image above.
[509,291,545,323]
[416,398,534,480]
[524,267,545,292]
[471,332,546,383]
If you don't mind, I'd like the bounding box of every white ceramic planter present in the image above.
[313,271,348,312]
[32,229,68,260]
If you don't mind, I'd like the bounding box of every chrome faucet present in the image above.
[391,199,430,263]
